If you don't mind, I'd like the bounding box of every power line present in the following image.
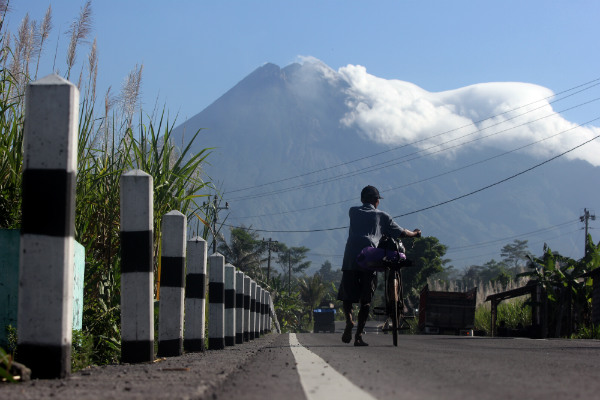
[446,229,583,264]
[227,97,600,202]
[445,220,580,252]
[225,78,600,198]
[223,132,600,233]
[306,225,583,265]
[229,116,600,220]
[391,132,600,219]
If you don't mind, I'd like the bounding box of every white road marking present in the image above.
[289,333,378,400]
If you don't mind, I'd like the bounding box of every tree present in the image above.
[519,237,600,337]
[276,243,311,277]
[501,239,531,270]
[462,259,510,287]
[298,274,327,323]
[218,226,266,278]
[402,236,448,306]
[270,276,304,333]
[317,260,343,285]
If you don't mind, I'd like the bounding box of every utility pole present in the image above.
[262,237,278,285]
[288,250,291,296]
[580,208,596,255]
[204,196,229,254]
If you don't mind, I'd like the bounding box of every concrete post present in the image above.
[120,170,154,364]
[266,292,272,332]
[17,74,79,379]
[256,286,262,338]
[157,211,186,357]
[243,275,251,342]
[260,289,266,334]
[224,264,236,346]
[208,253,225,350]
[184,236,207,352]
[250,280,257,340]
[235,271,244,344]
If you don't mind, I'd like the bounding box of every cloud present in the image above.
[336,64,600,166]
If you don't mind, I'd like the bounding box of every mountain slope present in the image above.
[173,62,598,272]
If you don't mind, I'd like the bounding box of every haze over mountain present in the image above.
[173,60,599,273]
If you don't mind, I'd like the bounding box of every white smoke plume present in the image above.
[329,63,600,166]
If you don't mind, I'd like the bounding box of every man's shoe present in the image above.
[354,336,368,346]
[342,322,354,343]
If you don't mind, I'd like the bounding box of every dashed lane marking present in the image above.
[289,333,378,400]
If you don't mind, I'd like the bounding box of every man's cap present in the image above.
[361,185,383,200]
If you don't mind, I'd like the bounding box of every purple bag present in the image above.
[356,246,406,272]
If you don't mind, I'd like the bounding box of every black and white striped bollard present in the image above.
[120,170,154,364]
[17,74,79,379]
[250,280,257,340]
[256,286,262,338]
[184,236,207,352]
[208,253,225,350]
[260,289,266,335]
[157,211,186,357]
[267,292,273,332]
[243,275,251,341]
[224,263,236,346]
[235,271,244,344]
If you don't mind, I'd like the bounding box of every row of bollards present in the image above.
[15,74,275,380]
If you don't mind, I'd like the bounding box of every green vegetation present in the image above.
[0,2,213,368]
[518,236,600,337]
[474,299,532,336]
[433,237,600,338]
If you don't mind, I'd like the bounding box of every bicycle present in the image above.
[372,235,418,346]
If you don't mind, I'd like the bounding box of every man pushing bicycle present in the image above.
[337,185,421,346]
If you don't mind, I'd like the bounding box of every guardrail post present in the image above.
[235,271,244,344]
[184,236,207,352]
[208,253,225,350]
[266,292,272,332]
[250,280,257,340]
[243,275,251,341]
[261,290,266,334]
[17,74,78,379]
[225,264,236,346]
[256,286,262,338]
[120,170,154,364]
[157,211,186,357]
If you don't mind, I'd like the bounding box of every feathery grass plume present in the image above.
[120,63,143,127]
[18,15,34,79]
[0,31,10,68]
[0,0,11,33]
[87,37,97,100]
[9,15,25,80]
[66,0,92,80]
[34,4,52,79]
[77,63,83,91]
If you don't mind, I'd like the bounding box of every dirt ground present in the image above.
[0,333,279,400]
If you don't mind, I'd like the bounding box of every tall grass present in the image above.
[0,3,214,365]
[474,299,532,335]
[427,275,530,306]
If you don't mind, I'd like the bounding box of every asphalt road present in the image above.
[2,323,600,399]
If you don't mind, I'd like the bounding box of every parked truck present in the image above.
[418,285,477,334]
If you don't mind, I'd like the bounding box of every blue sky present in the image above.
[7,1,600,124]
[4,1,600,267]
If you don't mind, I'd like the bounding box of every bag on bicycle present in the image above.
[356,246,406,272]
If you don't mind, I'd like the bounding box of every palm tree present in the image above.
[218,227,266,279]
[298,274,327,324]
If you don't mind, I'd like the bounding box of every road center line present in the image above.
[289,333,378,400]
